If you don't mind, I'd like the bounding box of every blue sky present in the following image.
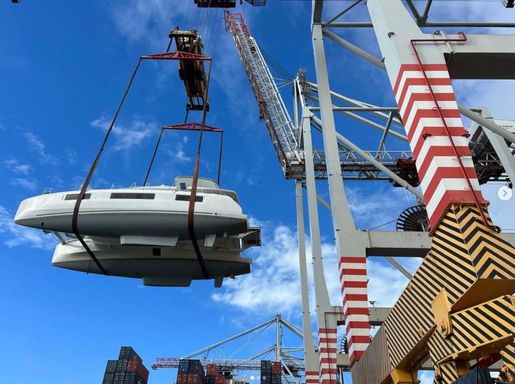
[1,1,514,384]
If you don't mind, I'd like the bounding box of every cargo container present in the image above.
[102,347,149,384]
[103,372,115,384]
[177,359,207,384]
[260,360,281,384]
[106,360,118,373]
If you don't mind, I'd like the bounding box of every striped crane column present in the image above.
[305,371,320,384]
[393,63,486,229]
[318,327,338,384]
[339,256,370,365]
[312,23,370,373]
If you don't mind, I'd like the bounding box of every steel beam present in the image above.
[295,181,319,377]
[307,95,408,141]
[460,106,515,144]
[437,34,515,79]
[312,24,370,367]
[310,106,398,112]
[301,106,337,384]
[323,30,385,69]
[325,22,515,29]
[377,112,395,152]
[368,307,391,326]
[362,230,515,257]
[421,0,433,23]
[311,114,423,199]
[304,81,406,133]
[312,0,323,24]
[324,0,364,28]
[384,256,413,279]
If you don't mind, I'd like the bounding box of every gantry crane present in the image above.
[225,2,515,384]
[153,315,306,382]
[308,1,515,384]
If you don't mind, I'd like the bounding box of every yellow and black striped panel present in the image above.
[431,362,460,384]
[426,296,514,382]
[501,342,515,368]
[351,204,515,384]
[350,327,392,384]
[500,342,515,382]
[427,328,453,367]
[448,295,514,359]
[427,328,466,383]
[457,206,515,281]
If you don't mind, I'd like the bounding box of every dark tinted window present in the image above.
[110,193,155,199]
[64,193,91,200]
[175,194,203,202]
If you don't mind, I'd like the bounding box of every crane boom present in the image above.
[225,12,302,177]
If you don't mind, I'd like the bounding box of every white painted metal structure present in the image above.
[306,1,515,383]
[227,2,515,383]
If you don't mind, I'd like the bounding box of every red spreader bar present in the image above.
[141,51,212,61]
[162,122,223,132]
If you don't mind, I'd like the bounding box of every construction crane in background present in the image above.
[153,315,307,382]
[225,12,302,177]
[194,0,266,8]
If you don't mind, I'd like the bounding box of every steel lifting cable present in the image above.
[72,58,143,275]
[188,59,214,280]
[143,109,191,186]
[410,32,491,229]
[144,34,191,186]
[143,128,165,186]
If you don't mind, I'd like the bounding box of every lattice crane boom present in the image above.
[225,12,302,176]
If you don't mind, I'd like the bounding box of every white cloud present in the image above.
[66,149,78,166]
[346,185,420,230]
[10,177,39,192]
[4,158,31,175]
[110,0,190,49]
[0,205,55,250]
[173,136,192,163]
[22,132,57,165]
[91,116,157,151]
[212,224,303,315]
[212,218,412,319]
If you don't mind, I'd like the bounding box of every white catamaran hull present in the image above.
[52,238,251,287]
[15,186,248,239]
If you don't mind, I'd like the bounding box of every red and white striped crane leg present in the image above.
[393,64,486,228]
[339,256,370,365]
[318,327,338,384]
[305,371,319,384]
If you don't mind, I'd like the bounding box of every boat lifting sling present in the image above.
[72,33,214,278]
